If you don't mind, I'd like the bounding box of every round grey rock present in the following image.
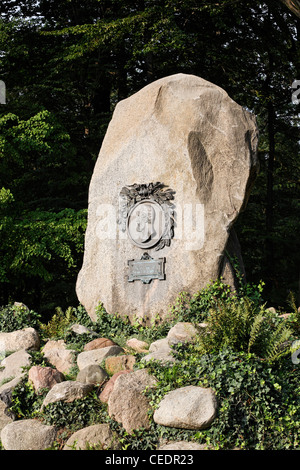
[167,322,199,346]
[1,419,57,450]
[153,385,217,430]
[0,327,40,353]
[63,423,120,450]
[41,380,93,409]
[76,364,108,385]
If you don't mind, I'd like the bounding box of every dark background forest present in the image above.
[0,0,299,320]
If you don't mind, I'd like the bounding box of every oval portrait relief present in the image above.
[126,200,165,249]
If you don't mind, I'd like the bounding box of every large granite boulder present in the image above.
[0,327,40,353]
[42,339,76,375]
[76,73,258,322]
[0,349,31,384]
[63,424,121,450]
[107,369,157,433]
[153,385,217,430]
[41,381,94,409]
[28,365,65,393]
[1,419,57,450]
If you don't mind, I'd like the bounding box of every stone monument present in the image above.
[76,73,259,322]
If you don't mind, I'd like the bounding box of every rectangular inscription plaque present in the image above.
[128,253,165,284]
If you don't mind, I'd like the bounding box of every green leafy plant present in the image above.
[40,304,94,340]
[41,391,107,430]
[93,303,171,346]
[286,291,300,335]
[39,306,75,339]
[0,303,41,333]
[94,303,138,340]
[168,280,234,324]
[196,296,293,362]
[9,378,46,419]
[143,344,300,450]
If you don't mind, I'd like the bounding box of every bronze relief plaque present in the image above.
[128,253,165,284]
[118,182,175,283]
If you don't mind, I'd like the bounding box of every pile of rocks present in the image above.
[0,320,216,450]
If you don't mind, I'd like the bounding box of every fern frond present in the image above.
[248,311,265,353]
[287,291,298,315]
[265,322,293,362]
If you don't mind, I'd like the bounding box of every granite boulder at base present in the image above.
[153,385,217,430]
[1,419,57,450]
[76,73,259,322]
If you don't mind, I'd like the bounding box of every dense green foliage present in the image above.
[0,2,299,451]
[0,303,41,332]
[1,280,300,450]
[0,0,298,315]
[143,347,300,450]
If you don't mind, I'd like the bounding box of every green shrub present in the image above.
[9,378,46,419]
[197,296,293,362]
[41,391,107,429]
[40,304,94,340]
[193,348,300,449]
[142,346,300,450]
[168,278,266,324]
[0,303,41,332]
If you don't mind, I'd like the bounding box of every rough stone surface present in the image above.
[83,337,116,351]
[142,349,176,365]
[76,73,259,322]
[153,386,217,430]
[149,338,171,353]
[126,338,149,353]
[63,424,121,450]
[70,323,97,336]
[99,370,131,403]
[105,354,136,375]
[158,441,207,450]
[42,339,76,374]
[0,327,40,353]
[167,322,199,346]
[1,419,57,450]
[0,376,22,431]
[0,376,23,411]
[0,399,13,433]
[77,346,123,370]
[42,380,94,409]
[28,365,65,393]
[0,349,31,384]
[142,337,176,365]
[108,369,157,433]
[76,364,108,385]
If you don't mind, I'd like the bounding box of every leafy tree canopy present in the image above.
[0,0,299,315]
